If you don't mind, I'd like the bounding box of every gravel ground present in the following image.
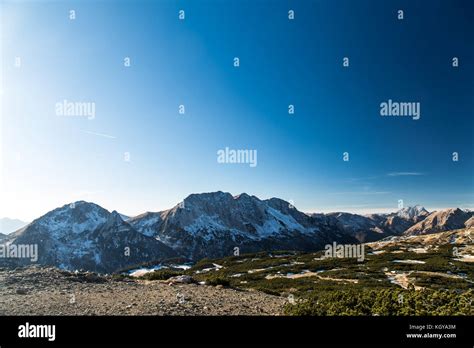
[0,266,286,315]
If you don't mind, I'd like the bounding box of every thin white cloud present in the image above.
[328,191,391,195]
[342,176,379,182]
[82,130,116,139]
[387,172,424,177]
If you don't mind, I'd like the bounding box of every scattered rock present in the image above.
[0,266,285,315]
[16,288,28,295]
[167,275,195,285]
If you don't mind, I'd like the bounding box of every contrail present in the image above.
[82,130,116,139]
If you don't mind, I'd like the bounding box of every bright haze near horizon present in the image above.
[1,0,473,222]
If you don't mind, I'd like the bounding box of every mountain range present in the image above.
[1,192,472,272]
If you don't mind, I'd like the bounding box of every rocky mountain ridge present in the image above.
[2,192,472,272]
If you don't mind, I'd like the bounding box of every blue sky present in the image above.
[1,0,473,221]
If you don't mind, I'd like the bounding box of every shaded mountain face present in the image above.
[129,192,357,260]
[403,208,474,236]
[0,201,175,273]
[324,212,386,242]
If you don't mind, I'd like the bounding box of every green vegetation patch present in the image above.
[284,288,474,316]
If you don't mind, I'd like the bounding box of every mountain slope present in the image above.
[404,208,473,236]
[465,216,474,229]
[1,201,176,272]
[380,205,430,235]
[369,227,473,250]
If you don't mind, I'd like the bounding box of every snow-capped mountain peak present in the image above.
[2,201,175,273]
[34,201,109,237]
[396,205,429,220]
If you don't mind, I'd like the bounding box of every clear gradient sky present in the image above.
[1,0,473,221]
